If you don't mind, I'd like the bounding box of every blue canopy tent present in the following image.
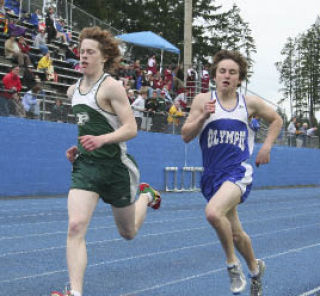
[116,31,180,72]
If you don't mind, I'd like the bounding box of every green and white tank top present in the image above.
[72,73,124,159]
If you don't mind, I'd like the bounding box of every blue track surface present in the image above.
[1,187,320,296]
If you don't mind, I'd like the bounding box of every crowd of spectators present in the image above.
[115,52,211,133]
[0,2,79,121]
[287,116,318,147]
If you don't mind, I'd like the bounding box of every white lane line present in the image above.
[0,226,207,257]
[2,226,320,284]
[0,241,215,284]
[1,208,319,241]
[298,286,320,296]
[0,216,201,240]
[119,267,226,296]
[1,221,319,258]
[120,242,320,296]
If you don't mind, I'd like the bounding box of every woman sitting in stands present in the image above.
[37,51,57,81]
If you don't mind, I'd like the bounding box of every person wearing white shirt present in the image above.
[131,86,147,129]
[287,117,296,146]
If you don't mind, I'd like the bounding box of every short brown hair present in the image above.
[211,50,248,83]
[139,86,148,94]
[79,26,121,73]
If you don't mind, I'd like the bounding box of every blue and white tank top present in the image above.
[199,91,255,174]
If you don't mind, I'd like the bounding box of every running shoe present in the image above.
[50,292,71,296]
[227,261,247,294]
[139,183,161,209]
[50,289,73,296]
[250,259,266,296]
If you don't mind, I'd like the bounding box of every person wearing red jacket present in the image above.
[1,64,25,116]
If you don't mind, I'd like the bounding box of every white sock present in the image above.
[146,192,153,203]
[250,266,260,277]
[71,290,82,296]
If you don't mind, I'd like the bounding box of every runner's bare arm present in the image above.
[181,93,215,143]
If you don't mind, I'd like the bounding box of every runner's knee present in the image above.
[205,207,223,227]
[68,218,87,238]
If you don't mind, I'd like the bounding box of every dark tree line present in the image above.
[276,17,320,126]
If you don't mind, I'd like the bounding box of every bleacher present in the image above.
[0,11,82,123]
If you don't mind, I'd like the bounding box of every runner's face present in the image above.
[80,39,105,75]
[214,59,241,92]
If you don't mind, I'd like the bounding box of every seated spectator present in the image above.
[17,36,36,66]
[45,6,57,43]
[50,98,65,122]
[21,66,41,91]
[37,52,56,81]
[33,28,49,55]
[55,18,69,44]
[63,43,79,67]
[4,0,20,15]
[22,84,41,118]
[5,35,32,67]
[1,64,25,117]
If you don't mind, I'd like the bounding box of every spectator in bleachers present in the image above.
[5,35,32,67]
[135,69,143,91]
[72,43,79,58]
[147,53,157,74]
[201,65,210,93]
[33,28,48,55]
[174,88,187,110]
[186,65,197,98]
[22,84,41,118]
[8,18,27,36]
[50,98,65,122]
[21,65,41,91]
[131,86,148,129]
[127,89,136,104]
[152,89,167,132]
[37,51,56,81]
[17,36,36,66]
[4,0,20,16]
[45,6,57,44]
[163,65,173,90]
[64,43,79,68]
[23,8,41,33]
[2,64,25,116]
[166,100,185,134]
[55,18,69,44]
